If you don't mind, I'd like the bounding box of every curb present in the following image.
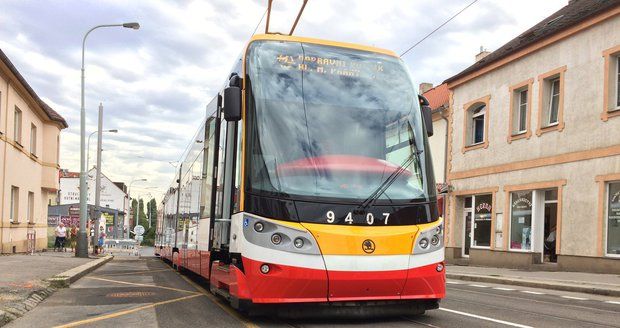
[446,273,620,297]
[0,255,113,327]
[46,255,114,288]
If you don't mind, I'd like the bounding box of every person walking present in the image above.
[69,225,78,252]
[98,229,106,254]
[54,222,67,252]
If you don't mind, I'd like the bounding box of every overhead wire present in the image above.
[400,0,480,57]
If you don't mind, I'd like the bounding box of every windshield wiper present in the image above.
[355,148,423,212]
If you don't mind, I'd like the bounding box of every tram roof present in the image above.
[248,34,399,58]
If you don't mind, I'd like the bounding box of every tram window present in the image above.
[233,121,242,213]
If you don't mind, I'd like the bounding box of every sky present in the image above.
[0,0,567,201]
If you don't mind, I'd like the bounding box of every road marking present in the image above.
[469,284,489,288]
[177,272,260,328]
[521,290,544,295]
[561,296,588,300]
[53,294,202,328]
[604,300,620,305]
[101,269,170,276]
[446,281,461,284]
[439,308,533,328]
[493,287,515,291]
[85,276,199,294]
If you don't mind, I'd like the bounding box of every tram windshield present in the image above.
[245,41,434,203]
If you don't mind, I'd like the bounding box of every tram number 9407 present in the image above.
[326,211,390,225]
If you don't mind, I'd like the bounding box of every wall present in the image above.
[446,15,620,266]
[429,117,447,183]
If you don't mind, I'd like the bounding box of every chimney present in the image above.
[419,82,434,94]
[475,45,491,62]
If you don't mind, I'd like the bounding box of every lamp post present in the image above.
[77,22,140,258]
[87,129,117,173]
[128,178,147,237]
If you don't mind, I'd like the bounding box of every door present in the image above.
[543,189,558,263]
[463,211,472,257]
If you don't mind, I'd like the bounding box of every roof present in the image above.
[0,48,68,128]
[422,83,449,110]
[60,170,79,178]
[249,34,399,58]
[445,0,620,85]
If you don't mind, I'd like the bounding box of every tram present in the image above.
[155,33,445,315]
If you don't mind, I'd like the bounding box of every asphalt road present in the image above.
[7,256,620,328]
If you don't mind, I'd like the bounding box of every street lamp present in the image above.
[77,22,140,258]
[128,178,147,236]
[87,129,118,172]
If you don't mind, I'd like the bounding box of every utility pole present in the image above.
[94,103,104,254]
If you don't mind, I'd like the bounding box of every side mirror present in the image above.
[419,95,433,137]
[223,86,241,121]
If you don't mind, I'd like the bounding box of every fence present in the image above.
[27,230,36,255]
[104,239,140,256]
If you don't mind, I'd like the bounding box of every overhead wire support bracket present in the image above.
[264,0,309,35]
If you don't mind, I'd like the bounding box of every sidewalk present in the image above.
[446,265,620,297]
[0,251,111,326]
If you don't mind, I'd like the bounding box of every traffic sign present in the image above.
[134,225,145,236]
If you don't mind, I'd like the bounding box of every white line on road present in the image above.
[469,284,489,288]
[446,281,461,284]
[604,300,620,305]
[493,287,515,291]
[561,295,588,300]
[439,308,533,328]
[521,290,544,295]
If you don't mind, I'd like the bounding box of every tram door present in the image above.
[211,109,239,250]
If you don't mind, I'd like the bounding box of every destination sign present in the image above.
[276,54,385,78]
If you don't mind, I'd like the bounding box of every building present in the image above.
[0,48,68,253]
[443,0,620,273]
[56,168,129,237]
[421,83,450,215]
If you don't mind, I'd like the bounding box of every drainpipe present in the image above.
[0,81,11,252]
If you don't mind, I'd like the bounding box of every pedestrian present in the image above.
[55,222,67,252]
[98,230,106,254]
[69,225,78,252]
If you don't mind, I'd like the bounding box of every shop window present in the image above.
[537,66,566,134]
[473,194,492,247]
[510,191,533,251]
[607,182,620,256]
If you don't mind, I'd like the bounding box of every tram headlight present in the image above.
[293,238,304,248]
[254,222,264,232]
[431,235,440,246]
[271,233,282,245]
[419,238,429,249]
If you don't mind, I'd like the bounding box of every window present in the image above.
[607,182,620,256]
[537,66,566,134]
[10,186,19,223]
[510,191,533,250]
[463,96,490,151]
[28,192,34,224]
[14,106,22,144]
[473,194,492,247]
[30,124,37,156]
[547,78,560,125]
[471,105,486,145]
[517,90,528,133]
[602,46,620,121]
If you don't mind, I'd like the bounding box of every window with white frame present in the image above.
[607,182,620,256]
[472,194,492,247]
[27,191,34,224]
[30,124,37,156]
[14,106,22,144]
[547,78,561,126]
[10,186,19,223]
[512,88,528,135]
[468,104,486,146]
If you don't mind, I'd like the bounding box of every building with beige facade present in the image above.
[0,48,68,253]
[443,0,620,273]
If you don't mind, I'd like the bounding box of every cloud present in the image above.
[0,0,567,201]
